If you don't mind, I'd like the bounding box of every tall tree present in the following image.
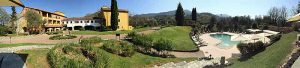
[25,10,44,34]
[0,7,10,25]
[175,3,185,26]
[192,8,197,21]
[268,7,288,31]
[10,6,17,33]
[298,1,300,13]
[111,0,119,31]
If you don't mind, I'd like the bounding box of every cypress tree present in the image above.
[298,1,300,13]
[175,3,185,26]
[111,0,119,31]
[10,6,17,33]
[192,8,197,21]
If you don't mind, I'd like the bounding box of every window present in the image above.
[75,21,79,23]
[80,21,83,23]
[118,19,120,22]
[85,20,89,23]
[91,20,94,23]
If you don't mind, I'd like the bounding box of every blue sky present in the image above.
[2,0,298,18]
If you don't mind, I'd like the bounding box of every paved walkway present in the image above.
[0,45,55,53]
[153,58,225,68]
[169,51,204,58]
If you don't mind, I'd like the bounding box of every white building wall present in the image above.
[63,19,100,30]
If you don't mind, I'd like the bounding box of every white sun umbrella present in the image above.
[231,34,249,41]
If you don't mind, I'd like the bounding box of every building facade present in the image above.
[63,17,100,30]
[18,7,66,33]
[99,7,133,31]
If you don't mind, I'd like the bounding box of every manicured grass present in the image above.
[71,27,149,35]
[17,49,50,68]
[97,50,195,68]
[229,32,298,68]
[0,43,52,48]
[146,26,197,50]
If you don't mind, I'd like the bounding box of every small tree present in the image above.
[175,3,185,26]
[25,10,44,34]
[111,0,119,31]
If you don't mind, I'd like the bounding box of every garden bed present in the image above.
[49,35,77,40]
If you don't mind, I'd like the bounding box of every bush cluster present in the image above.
[80,37,102,46]
[49,35,77,40]
[269,34,282,43]
[102,40,135,57]
[48,44,93,68]
[0,25,10,36]
[237,41,266,60]
[128,32,175,58]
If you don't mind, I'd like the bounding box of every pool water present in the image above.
[210,34,240,48]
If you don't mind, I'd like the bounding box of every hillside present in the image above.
[135,10,192,17]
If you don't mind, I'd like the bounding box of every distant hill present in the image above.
[135,10,192,17]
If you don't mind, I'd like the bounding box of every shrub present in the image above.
[153,38,173,51]
[80,37,102,46]
[102,40,135,57]
[269,34,282,43]
[49,35,77,40]
[131,35,153,51]
[48,44,93,68]
[94,49,112,68]
[0,25,9,36]
[237,41,265,60]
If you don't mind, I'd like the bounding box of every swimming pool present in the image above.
[210,34,240,48]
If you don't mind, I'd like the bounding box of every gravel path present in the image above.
[0,45,55,53]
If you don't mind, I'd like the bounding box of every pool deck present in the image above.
[199,32,240,59]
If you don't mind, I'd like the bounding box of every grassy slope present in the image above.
[17,49,50,68]
[0,43,52,48]
[146,26,197,50]
[229,32,298,68]
[99,49,195,68]
[71,27,149,35]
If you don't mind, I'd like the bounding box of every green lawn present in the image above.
[17,49,50,68]
[71,27,149,35]
[229,32,298,68]
[97,50,196,68]
[0,43,52,48]
[146,26,197,50]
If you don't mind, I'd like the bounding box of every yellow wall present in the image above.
[19,7,66,32]
[101,11,133,30]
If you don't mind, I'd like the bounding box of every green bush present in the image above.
[131,35,153,51]
[49,35,77,40]
[80,37,102,46]
[153,38,173,51]
[94,49,112,68]
[102,40,135,57]
[269,34,282,43]
[48,44,93,68]
[0,25,9,36]
[237,41,265,60]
